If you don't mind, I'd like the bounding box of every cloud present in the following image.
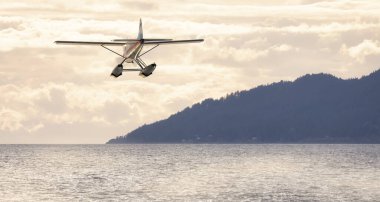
[0,108,25,132]
[35,87,68,114]
[341,40,380,63]
[27,123,44,133]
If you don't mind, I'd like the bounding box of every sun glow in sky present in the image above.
[1,0,380,143]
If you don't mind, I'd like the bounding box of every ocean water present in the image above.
[0,144,379,201]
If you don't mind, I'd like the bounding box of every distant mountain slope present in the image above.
[107,70,380,144]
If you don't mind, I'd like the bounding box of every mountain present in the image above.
[107,70,380,144]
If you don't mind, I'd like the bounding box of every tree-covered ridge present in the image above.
[107,70,380,144]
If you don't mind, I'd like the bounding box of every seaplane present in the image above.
[55,19,204,78]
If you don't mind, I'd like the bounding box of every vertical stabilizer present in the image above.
[138,18,143,40]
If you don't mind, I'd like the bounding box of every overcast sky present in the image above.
[1,0,380,143]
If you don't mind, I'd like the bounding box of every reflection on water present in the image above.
[0,144,379,201]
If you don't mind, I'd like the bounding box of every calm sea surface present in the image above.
[0,144,379,201]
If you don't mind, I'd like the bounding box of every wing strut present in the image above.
[135,57,147,69]
[139,44,159,57]
[101,45,126,59]
[134,44,159,69]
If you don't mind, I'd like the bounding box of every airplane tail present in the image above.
[137,18,143,40]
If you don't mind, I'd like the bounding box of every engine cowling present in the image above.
[111,64,123,77]
[140,63,156,77]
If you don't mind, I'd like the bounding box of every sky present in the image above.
[1,0,380,144]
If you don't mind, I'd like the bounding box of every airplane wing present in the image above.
[55,39,203,46]
[143,39,204,45]
[55,41,134,46]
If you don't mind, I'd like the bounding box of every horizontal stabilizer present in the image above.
[113,39,173,42]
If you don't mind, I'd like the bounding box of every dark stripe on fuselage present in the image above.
[123,41,143,59]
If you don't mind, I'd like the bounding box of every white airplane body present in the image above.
[55,19,203,77]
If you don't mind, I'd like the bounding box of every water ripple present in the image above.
[0,144,379,201]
